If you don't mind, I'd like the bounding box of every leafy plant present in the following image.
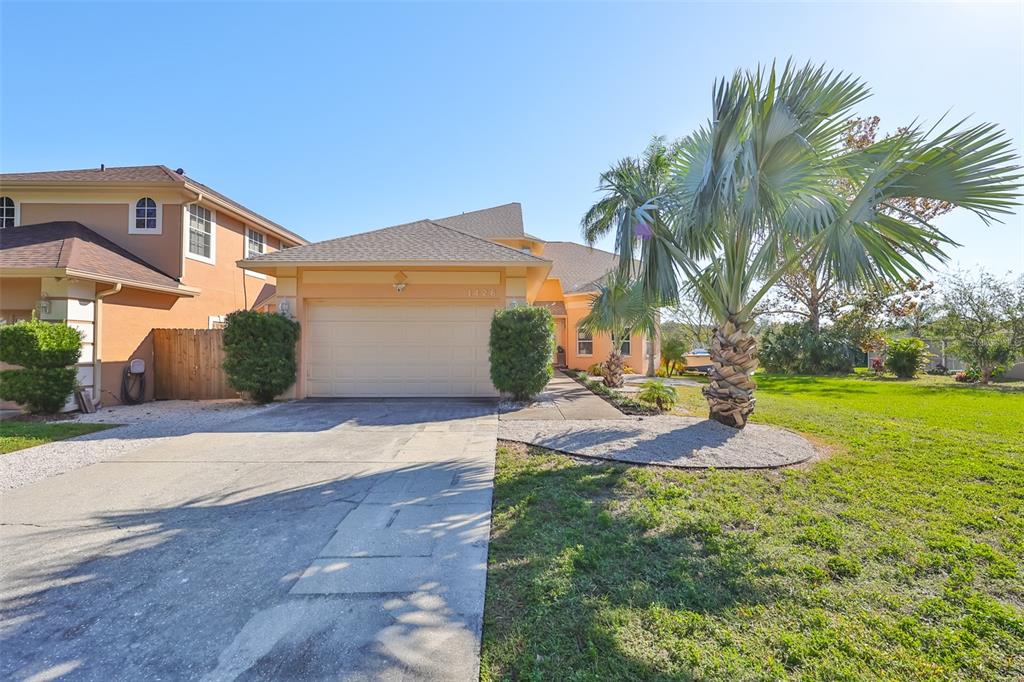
[870,357,885,376]
[954,369,979,383]
[759,323,854,375]
[221,310,300,403]
[637,380,678,410]
[934,271,1024,384]
[884,337,931,379]
[490,307,554,400]
[587,362,606,377]
[582,61,1021,427]
[579,275,659,387]
[0,319,82,414]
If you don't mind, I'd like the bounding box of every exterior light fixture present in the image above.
[37,294,50,315]
[393,271,408,293]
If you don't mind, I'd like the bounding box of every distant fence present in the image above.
[153,328,238,400]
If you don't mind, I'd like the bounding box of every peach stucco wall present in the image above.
[562,294,651,374]
[20,202,185,279]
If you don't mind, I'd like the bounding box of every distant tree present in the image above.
[760,116,953,332]
[934,272,1024,383]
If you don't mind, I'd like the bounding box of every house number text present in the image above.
[466,287,497,297]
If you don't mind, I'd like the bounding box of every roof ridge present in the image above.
[156,165,187,183]
[426,220,548,262]
[434,202,520,223]
[301,218,435,247]
[55,227,73,268]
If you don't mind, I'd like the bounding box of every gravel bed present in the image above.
[1,400,278,491]
[498,415,817,469]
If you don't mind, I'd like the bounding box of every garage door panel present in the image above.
[305,303,497,398]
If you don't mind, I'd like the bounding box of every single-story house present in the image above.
[240,203,659,398]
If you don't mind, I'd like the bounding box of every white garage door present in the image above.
[305,302,498,397]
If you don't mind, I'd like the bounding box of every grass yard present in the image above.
[0,421,119,454]
[482,375,1024,681]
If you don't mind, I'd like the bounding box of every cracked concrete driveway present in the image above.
[0,399,498,681]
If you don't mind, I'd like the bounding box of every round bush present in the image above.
[0,367,78,414]
[884,337,931,378]
[489,307,554,400]
[0,319,82,368]
[222,311,301,403]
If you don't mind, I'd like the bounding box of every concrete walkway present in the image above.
[499,371,627,421]
[0,399,497,681]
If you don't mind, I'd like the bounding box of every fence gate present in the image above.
[153,328,238,400]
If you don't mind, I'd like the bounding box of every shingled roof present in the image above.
[433,203,525,238]
[0,222,191,293]
[0,165,306,245]
[242,218,549,265]
[542,241,622,294]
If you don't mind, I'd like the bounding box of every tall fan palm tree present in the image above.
[587,61,1021,428]
[579,276,659,388]
[582,137,677,376]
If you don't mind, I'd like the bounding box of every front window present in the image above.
[614,332,631,356]
[0,197,15,228]
[187,204,213,260]
[577,327,593,356]
[246,228,265,259]
[134,197,158,231]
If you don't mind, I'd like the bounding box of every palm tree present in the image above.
[587,61,1021,428]
[582,137,677,376]
[579,276,659,388]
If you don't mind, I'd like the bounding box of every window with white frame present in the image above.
[614,331,631,356]
[132,197,160,232]
[246,228,266,259]
[187,204,213,260]
[577,327,593,356]
[0,197,15,229]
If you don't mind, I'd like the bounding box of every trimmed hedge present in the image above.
[222,310,300,403]
[0,319,83,413]
[489,307,554,401]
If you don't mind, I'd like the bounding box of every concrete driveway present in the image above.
[0,399,498,681]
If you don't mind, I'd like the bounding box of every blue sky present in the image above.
[2,1,1022,275]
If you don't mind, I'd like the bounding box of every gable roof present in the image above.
[0,222,192,294]
[0,165,307,246]
[433,203,525,238]
[241,218,549,265]
[542,241,622,294]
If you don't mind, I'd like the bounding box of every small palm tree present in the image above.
[579,277,658,388]
[582,137,676,376]
[587,61,1021,427]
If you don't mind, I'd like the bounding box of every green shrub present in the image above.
[0,367,78,414]
[489,307,554,401]
[222,310,300,403]
[0,319,82,368]
[759,323,855,375]
[637,380,678,410]
[884,337,930,379]
[0,320,82,414]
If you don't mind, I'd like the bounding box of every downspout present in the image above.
[93,282,122,406]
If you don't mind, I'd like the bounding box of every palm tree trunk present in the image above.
[646,333,656,377]
[604,350,625,388]
[703,318,758,428]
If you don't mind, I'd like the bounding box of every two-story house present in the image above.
[0,165,307,406]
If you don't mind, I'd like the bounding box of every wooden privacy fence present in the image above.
[153,328,238,400]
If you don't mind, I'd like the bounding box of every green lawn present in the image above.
[0,421,119,454]
[482,374,1024,681]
